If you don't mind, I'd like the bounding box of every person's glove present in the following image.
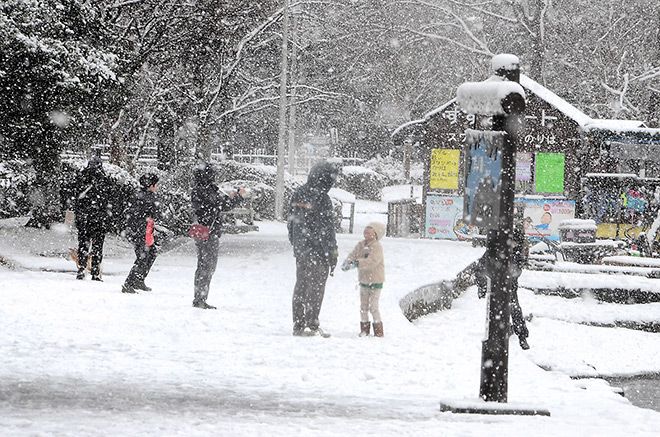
[341,260,357,271]
[154,224,174,240]
[328,249,338,276]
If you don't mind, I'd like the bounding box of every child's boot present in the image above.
[359,322,371,337]
[373,321,384,337]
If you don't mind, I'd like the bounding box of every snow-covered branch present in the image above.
[398,26,493,57]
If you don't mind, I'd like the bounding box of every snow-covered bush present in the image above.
[363,155,424,185]
[0,160,34,218]
[336,166,389,201]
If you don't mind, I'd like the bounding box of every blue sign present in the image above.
[464,130,505,229]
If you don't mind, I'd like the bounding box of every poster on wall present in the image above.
[425,194,477,240]
[430,149,460,190]
[515,152,533,193]
[535,152,565,193]
[518,197,576,241]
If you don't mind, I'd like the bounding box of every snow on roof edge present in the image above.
[584,119,646,130]
[423,98,457,121]
[519,74,592,127]
[391,117,426,138]
[391,75,654,138]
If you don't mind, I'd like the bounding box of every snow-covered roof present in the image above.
[423,98,457,121]
[391,73,654,138]
[518,74,592,127]
[391,117,425,137]
[585,126,660,137]
[584,119,646,131]
[584,172,638,179]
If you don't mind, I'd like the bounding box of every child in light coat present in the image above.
[342,222,386,337]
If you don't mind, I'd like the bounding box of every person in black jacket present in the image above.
[191,163,245,309]
[122,173,160,294]
[287,160,339,337]
[475,223,530,349]
[73,156,111,281]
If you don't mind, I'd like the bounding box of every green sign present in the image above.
[535,153,565,193]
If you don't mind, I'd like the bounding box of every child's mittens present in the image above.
[341,259,357,271]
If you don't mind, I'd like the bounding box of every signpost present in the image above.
[440,54,550,416]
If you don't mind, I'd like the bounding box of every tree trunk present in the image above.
[157,111,178,170]
[196,120,213,161]
[109,109,125,166]
[527,0,545,82]
[26,138,62,229]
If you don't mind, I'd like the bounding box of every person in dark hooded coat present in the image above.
[287,160,339,336]
[190,163,245,309]
[72,156,111,281]
[122,173,160,294]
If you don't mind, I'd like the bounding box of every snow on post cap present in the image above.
[491,54,520,73]
[457,80,525,115]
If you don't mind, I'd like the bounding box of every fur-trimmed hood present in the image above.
[366,222,386,240]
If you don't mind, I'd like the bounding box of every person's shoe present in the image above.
[192,301,217,310]
[373,321,384,337]
[519,337,530,350]
[306,327,331,338]
[134,281,152,291]
[359,322,371,337]
[76,269,85,280]
[91,275,103,282]
[122,284,137,294]
[292,327,305,336]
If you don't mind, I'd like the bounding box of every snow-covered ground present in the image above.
[1,202,660,436]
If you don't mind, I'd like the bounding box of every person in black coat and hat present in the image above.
[287,160,339,336]
[73,156,111,281]
[190,163,245,309]
[122,173,160,294]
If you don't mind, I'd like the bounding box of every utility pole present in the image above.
[275,0,290,221]
[287,9,299,175]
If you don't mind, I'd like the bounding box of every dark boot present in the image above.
[134,281,152,291]
[193,301,217,310]
[359,322,371,337]
[122,284,137,294]
[91,275,103,282]
[76,268,85,280]
[373,321,384,337]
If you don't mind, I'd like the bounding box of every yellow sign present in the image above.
[430,149,460,190]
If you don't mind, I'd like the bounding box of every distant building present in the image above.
[392,74,660,239]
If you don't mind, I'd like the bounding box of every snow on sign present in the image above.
[463,129,506,228]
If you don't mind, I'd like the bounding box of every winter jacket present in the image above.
[125,189,160,244]
[345,239,385,286]
[73,166,111,230]
[287,161,338,262]
[191,180,242,236]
